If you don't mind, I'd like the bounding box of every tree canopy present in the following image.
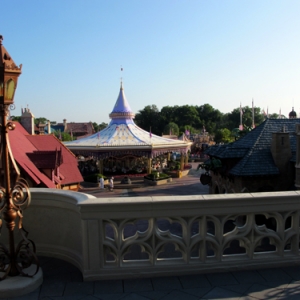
[135,103,279,143]
[11,103,282,144]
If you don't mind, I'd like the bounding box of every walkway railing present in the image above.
[3,189,300,280]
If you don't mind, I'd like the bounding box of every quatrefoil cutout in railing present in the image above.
[223,239,246,255]
[156,242,183,260]
[123,219,149,240]
[123,244,150,262]
[254,237,276,253]
[156,218,183,237]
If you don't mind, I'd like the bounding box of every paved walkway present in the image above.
[7,165,300,299]
[9,256,300,299]
[80,163,210,198]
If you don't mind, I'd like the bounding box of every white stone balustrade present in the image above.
[2,189,300,281]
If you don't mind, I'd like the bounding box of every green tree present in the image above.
[11,116,21,122]
[223,106,264,131]
[160,105,178,130]
[182,125,197,135]
[53,130,72,141]
[173,105,200,129]
[92,122,99,132]
[98,122,108,131]
[231,128,240,140]
[135,105,161,135]
[93,122,108,132]
[196,104,223,134]
[163,122,179,136]
[269,113,279,119]
[214,128,234,144]
[35,117,48,125]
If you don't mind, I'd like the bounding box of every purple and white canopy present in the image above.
[64,83,191,158]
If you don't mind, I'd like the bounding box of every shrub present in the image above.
[144,172,170,181]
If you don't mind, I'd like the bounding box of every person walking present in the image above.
[109,177,114,191]
[99,177,104,189]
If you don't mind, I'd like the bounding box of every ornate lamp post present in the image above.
[0,35,38,279]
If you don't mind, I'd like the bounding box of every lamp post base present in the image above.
[0,265,43,298]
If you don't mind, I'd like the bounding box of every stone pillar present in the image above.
[167,153,171,161]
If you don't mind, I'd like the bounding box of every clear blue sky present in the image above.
[2,0,300,124]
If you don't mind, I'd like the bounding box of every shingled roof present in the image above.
[205,118,299,177]
[27,150,63,169]
[9,122,83,187]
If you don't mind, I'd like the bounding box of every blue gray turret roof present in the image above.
[205,118,299,176]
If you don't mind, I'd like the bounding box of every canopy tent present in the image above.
[65,83,191,159]
[64,83,191,175]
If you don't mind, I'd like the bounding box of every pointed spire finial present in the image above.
[120,65,123,89]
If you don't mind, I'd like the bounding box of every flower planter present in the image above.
[144,177,173,186]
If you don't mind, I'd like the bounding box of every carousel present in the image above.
[64,83,192,177]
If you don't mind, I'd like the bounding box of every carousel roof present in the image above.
[64,83,191,157]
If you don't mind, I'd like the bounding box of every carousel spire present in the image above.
[109,81,135,123]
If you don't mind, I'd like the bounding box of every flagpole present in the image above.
[239,103,243,130]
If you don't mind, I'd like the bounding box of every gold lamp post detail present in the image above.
[0,35,39,280]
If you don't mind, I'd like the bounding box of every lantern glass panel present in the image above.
[5,79,15,101]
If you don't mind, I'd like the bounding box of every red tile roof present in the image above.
[8,122,83,188]
[27,150,63,169]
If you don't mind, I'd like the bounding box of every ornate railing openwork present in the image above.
[17,189,300,281]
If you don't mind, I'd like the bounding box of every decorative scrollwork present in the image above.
[0,243,10,279]
[8,103,15,112]
[12,178,31,211]
[0,173,38,279]
[15,226,39,277]
[6,121,15,131]
[0,187,5,211]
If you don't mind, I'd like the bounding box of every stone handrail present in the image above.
[2,189,300,281]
